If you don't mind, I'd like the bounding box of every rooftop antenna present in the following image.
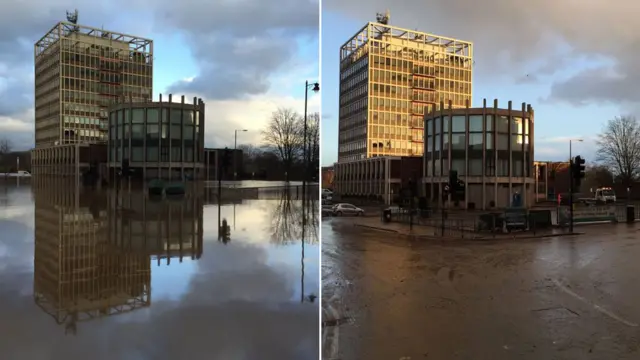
[66,9,78,24]
[376,10,390,25]
[66,9,79,33]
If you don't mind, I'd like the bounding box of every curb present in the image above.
[354,224,399,233]
[354,223,582,240]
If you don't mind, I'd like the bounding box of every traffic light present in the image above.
[221,147,232,171]
[449,170,458,191]
[122,159,130,177]
[573,155,586,187]
[220,219,231,244]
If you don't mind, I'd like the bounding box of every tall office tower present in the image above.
[338,11,473,162]
[34,13,153,147]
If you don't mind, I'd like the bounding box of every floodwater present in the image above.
[323,217,640,359]
[0,180,319,360]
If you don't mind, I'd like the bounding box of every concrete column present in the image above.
[168,94,173,180]
[180,95,185,179]
[158,94,163,179]
[493,99,499,208]
[481,98,487,210]
[521,102,527,208]
[464,98,469,209]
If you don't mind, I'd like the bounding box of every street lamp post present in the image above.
[302,81,320,215]
[569,138,583,233]
[234,129,248,182]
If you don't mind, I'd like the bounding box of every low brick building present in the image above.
[333,156,422,204]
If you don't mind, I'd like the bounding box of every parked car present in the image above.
[0,170,31,178]
[332,203,364,216]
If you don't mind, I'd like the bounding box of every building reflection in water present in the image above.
[32,178,204,334]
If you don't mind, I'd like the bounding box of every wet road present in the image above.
[0,181,319,360]
[323,217,640,359]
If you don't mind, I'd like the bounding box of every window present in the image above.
[184,126,194,140]
[512,117,523,134]
[468,133,483,150]
[132,109,144,124]
[146,146,158,161]
[469,115,483,132]
[497,159,509,176]
[485,133,493,150]
[451,133,466,150]
[131,124,144,139]
[171,125,182,139]
[513,159,523,177]
[171,109,182,124]
[426,119,432,135]
[469,159,482,176]
[496,115,509,133]
[451,116,465,132]
[497,134,509,150]
[131,147,143,161]
[147,124,159,139]
[147,108,159,123]
[485,115,493,132]
[451,159,465,175]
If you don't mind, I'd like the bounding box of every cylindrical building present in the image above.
[107,94,205,180]
[423,99,535,209]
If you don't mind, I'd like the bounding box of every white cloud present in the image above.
[193,88,321,148]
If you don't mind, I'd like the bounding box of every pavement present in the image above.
[322,217,640,359]
[348,216,576,240]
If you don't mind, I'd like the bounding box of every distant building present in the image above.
[34,20,152,147]
[332,156,422,204]
[32,18,153,177]
[338,12,473,162]
[534,161,570,202]
[106,94,206,180]
[422,99,535,209]
[204,148,244,181]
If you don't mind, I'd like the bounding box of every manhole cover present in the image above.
[533,307,579,321]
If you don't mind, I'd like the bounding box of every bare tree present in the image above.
[596,116,640,187]
[262,108,302,177]
[306,112,320,166]
[0,138,11,154]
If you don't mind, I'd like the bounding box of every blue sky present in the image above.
[0,0,319,150]
[320,9,628,166]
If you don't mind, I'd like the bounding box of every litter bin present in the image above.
[627,205,635,223]
[382,208,392,223]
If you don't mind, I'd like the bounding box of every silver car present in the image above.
[332,203,364,216]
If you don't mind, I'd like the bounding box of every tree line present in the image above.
[241,107,319,181]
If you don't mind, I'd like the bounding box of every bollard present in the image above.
[627,205,635,223]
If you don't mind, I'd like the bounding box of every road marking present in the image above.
[552,278,638,327]
[322,293,341,359]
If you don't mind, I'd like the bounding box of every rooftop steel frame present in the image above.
[35,21,153,58]
[341,22,473,61]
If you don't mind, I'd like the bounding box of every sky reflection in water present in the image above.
[0,181,319,360]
